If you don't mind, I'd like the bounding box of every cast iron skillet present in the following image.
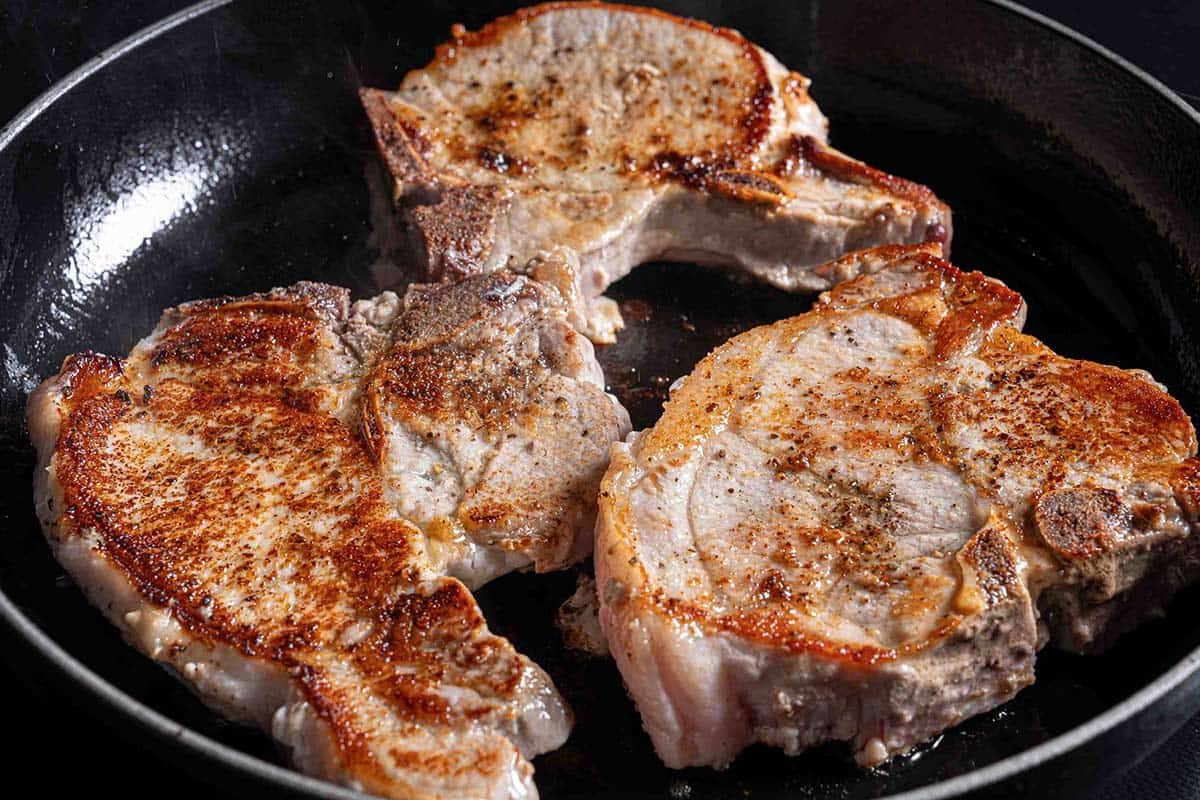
[2,1,1199,797]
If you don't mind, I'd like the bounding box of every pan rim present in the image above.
[1,1,1198,798]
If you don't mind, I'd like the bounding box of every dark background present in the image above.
[1,1,1199,798]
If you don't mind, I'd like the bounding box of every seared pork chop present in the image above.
[362,2,951,342]
[596,243,1200,769]
[29,279,628,798]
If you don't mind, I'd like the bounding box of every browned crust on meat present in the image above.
[52,351,126,402]
[363,2,953,296]
[55,367,409,652]
[630,245,1023,463]
[361,274,545,449]
[603,504,1032,667]
[428,2,774,165]
[704,170,794,203]
[929,331,1196,508]
[172,282,348,321]
[932,269,1025,361]
[49,359,535,791]
[818,244,1025,361]
[134,284,357,415]
[645,154,793,202]
[433,2,760,66]
[147,303,326,387]
[640,592,961,664]
[602,449,1028,668]
[603,242,1197,669]
[365,341,532,439]
[1174,458,1200,519]
[815,242,945,277]
[366,2,777,190]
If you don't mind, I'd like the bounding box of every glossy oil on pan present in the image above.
[1,1,1199,798]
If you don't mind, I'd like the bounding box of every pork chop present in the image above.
[361,2,952,342]
[595,243,1200,769]
[28,278,628,798]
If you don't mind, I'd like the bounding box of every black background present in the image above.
[2,1,1199,798]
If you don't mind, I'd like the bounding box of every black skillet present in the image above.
[2,1,1199,797]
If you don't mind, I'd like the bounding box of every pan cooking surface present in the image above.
[2,1,1200,798]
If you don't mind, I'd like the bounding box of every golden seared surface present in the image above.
[53,358,427,639]
[361,2,953,343]
[599,243,1199,662]
[30,280,591,797]
[128,282,397,421]
[594,243,1199,770]
[387,2,780,191]
[47,354,556,796]
[363,2,949,210]
[134,283,343,391]
[930,327,1197,515]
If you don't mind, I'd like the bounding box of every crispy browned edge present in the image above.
[358,2,949,223]
[43,332,537,796]
[441,2,773,163]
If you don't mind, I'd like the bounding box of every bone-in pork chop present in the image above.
[595,243,1200,769]
[28,279,628,798]
[361,2,952,342]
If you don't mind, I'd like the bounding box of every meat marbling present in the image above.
[361,2,952,342]
[29,277,629,798]
[595,243,1200,769]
